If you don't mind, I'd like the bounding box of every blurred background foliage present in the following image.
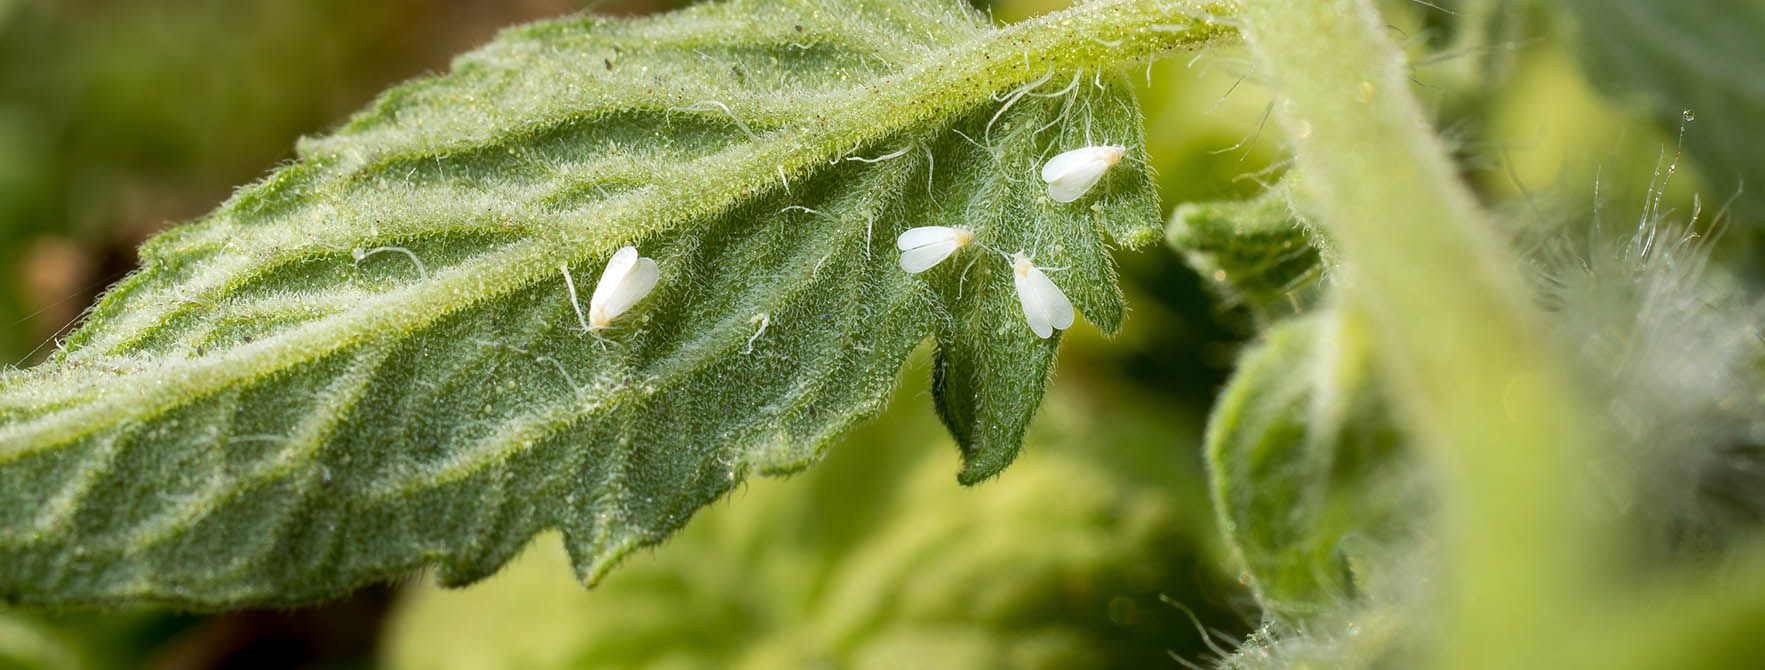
[0,0,1753,667]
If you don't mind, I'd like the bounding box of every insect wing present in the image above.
[601,257,659,320]
[591,246,640,308]
[1014,265,1074,338]
[898,239,961,273]
[897,226,960,250]
[1045,161,1109,203]
[1043,146,1124,203]
[1041,147,1104,182]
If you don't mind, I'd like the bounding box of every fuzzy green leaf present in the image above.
[1204,311,1414,620]
[1166,178,1323,321]
[0,0,1232,606]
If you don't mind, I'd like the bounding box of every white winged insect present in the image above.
[895,226,975,273]
[1009,252,1074,338]
[583,246,659,331]
[1040,145,1126,203]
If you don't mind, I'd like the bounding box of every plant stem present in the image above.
[1233,0,1600,667]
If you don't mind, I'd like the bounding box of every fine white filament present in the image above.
[896,226,975,273]
[589,246,659,330]
[1010,252,1074,338]
[1041,145,1126,203]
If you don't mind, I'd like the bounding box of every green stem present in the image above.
[1233,0,1600,667]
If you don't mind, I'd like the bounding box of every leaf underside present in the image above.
[0,0,1169,606]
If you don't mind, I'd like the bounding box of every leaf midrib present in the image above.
[0,0,1233,456]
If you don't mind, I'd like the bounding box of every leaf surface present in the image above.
[1204,312,1414,620]
[0,0,1230,606]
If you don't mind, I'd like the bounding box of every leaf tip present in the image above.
[955,437,1024,486]
[1115,223,1165,250]
[564,532,643,589]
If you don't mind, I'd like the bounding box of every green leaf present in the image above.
[0,0,1232,606]
[1557,0,1765,217]
[1166,178,1323,321]
[1204,311,1414,620]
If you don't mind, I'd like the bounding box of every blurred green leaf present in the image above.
[1166,178,1322,322]
[0,613,80,670]
[0,0,1227,607]
[1204,311,1415,620]
[1557,0,1765,217]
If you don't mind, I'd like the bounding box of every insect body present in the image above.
[895,226,975,273]
[588,246,659,331]
[1041,145,1126,203]
[1010,252,1074,338]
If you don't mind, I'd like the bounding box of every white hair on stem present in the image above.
[744,313,770,354]
[352,246,429,280]
[670,100,757,140]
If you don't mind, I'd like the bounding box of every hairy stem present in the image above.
[1235,0,1601,667]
